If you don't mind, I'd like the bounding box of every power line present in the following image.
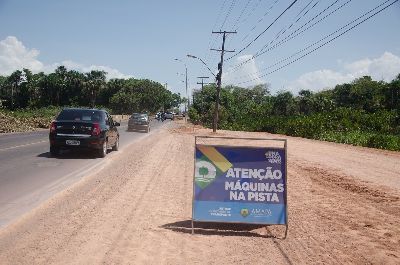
[240,0,280,43]
[225,0,299,61]
[220,0,237,30]
[229,0,351,73]
[234,0,261,32]
[202,0,229,77]
[234,0,385,80]
[231,0,335,72]
[234,0,399,85]
[210,0,238,71]
[295,0,317,19]
[231,0,253,30]
[256,0,321,55]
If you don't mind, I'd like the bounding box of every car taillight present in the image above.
[92,123,101,136]
[50,122,56,133]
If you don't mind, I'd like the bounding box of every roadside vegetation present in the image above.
[0,66,181,114]
[189,75,400,151]
[0,66,182,132]
[1,66,399,151]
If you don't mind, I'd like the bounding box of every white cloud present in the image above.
[0,36,132,79]
[223,54,266,87]
[286,52,400,94]
[0,36,43,75]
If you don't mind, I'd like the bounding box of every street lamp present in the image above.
[187,54,216,78]
[174,58,189,113]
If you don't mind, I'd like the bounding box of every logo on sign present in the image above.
[265,151,281,164]
[195,161,217,189]
[240,208,249,217]
[251,208,272,217]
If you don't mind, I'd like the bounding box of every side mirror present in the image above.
[114,122,120,127]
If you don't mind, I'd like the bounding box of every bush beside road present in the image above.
[0,121,399,264]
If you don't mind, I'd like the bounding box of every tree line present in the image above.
[0,66,182,114]
[189,74,400,150]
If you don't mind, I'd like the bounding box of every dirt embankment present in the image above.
[0,121,399,264]
[0,112,129,134]
[0,111,44,133]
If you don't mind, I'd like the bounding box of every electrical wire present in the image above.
[234,0,399,85]
[234,0,262,32]
[231,0,253,30]
[220,0,237,30]
[256,0,320,55]
[202,0,229,77]
[240,0,280,42]
[229,0,351,73]
[225,0,299,61]
[225,0,298,61]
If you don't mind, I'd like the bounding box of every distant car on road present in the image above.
[49,108,120,157]
[128,113,150,132]
[164,112,174,120]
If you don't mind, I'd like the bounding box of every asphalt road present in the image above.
[0,119,172,228]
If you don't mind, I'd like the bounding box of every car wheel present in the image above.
[50,146,59,156]
[112,136,119,151]
[98,140,107,158]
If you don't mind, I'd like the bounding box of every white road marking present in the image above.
[0,140,47,152]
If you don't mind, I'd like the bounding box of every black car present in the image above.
[49,108,120,157]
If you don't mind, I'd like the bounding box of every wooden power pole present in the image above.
[211,30,236,133]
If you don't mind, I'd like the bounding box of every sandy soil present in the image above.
[0,121,399,264]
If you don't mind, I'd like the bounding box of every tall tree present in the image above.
[85,70,106,108]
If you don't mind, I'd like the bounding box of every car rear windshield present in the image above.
[131,114,147,120]
[57,109,104,122]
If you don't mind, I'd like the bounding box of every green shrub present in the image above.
[367,134,400,151]
[188,107,200,124]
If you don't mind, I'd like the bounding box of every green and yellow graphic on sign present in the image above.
[195,146,232,189]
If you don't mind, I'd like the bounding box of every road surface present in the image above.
[0,119,171,227]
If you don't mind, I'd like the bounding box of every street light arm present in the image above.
[174,58,186,68]
[187,54,216,78]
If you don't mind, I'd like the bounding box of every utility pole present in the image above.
[164,83,168,112]
[196,76,209,90]
[11,83,14,110]
[196,76,210,117]
[174,58,189,114]
[211,30,236,132]
[186,66,189,109]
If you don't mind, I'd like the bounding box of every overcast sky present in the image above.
[1,0,399,96]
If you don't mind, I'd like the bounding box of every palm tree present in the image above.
[85,70,106,108]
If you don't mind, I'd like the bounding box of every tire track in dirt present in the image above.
[100,131,191,264]
[102,148,174,262]
[58,130,175,264]
[263,162,344,265]
[47,141,159,263]
[290,162,400,264]
[0,153,143,264]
